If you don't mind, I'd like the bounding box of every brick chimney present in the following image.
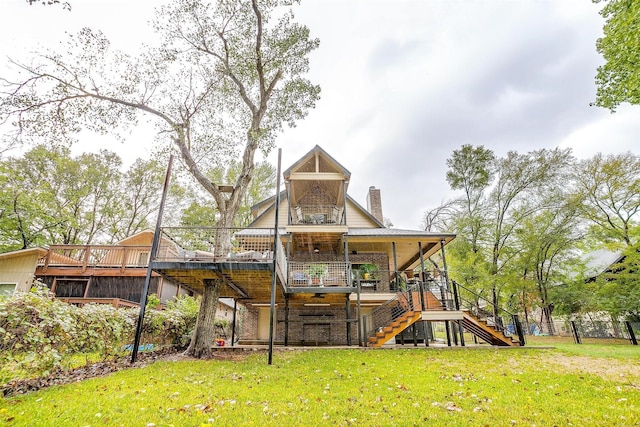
[366,186,384,223]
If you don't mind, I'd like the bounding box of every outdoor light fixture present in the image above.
[313,246,320,253]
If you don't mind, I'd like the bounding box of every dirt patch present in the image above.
[546,353,640,383]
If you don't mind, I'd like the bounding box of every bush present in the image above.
[0,285,202,378]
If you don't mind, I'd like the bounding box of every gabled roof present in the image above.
[583,249,625,280]
[283,145,351,180]
[0,247,48,260]
[116,230,154,245]
[247,192,385,229]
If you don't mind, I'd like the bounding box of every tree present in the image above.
[573,152,640,247]
[445,144,495,254]
[0,146,165,250]
[593,0,640,110]
[1,0,319,357]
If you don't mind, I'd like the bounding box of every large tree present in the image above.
[593,0,640,110]
[573,152,640,247]
[0,146,166,250]
[0,0,319,357]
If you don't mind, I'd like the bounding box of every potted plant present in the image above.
[306,263,328,285]
[359,263,379,280]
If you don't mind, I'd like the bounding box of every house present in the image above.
[30,230,197,307]
[151,146,523,347]
[0,247,48,296]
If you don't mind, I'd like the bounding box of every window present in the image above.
[0,283,16,297]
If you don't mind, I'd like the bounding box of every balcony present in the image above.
[290,205,344,226]
[287,262,350,287]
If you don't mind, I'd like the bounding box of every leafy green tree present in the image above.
[445,144,495,254]
[595,241,640,322]
[1,0,319,357]
[573,152,640,247]
[593,0,640,111]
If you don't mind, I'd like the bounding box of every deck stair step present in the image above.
[368,311,423,347]
[462,311,521,346]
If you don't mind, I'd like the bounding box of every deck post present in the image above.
[392,242,399,292]
[231,299,238,347]
[131,155,173,363]
[284,296,290,346]
[268,149,282,365]
[625,321,637,345]
[418,242,429,347]
[570,321,582,344]
[345,297,352,346]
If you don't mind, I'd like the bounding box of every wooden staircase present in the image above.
[368,310,423,347]
[462,311,521,346]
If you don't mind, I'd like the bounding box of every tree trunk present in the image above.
[185,278,222,358]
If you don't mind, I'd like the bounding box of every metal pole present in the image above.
[284,296,290,346]
[570,321,582,344]
[626,321,637,345]
[345,297,351,346]
[268,149,282,365]
[392,242,398,292]
[231,299,238,347]
[356,276,363,346]
[131,155,174,363]
[418,242,429,347]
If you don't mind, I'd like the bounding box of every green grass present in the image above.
[2,346,640,426]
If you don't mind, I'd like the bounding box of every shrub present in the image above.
[0,285,202,379]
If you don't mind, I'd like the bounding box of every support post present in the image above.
[626,321,638,345]
[356,276,363,346]
[418,242,429,347]
[231,299,238,347]
[284,296,290,346]
[131,155,173,363]
[345,297,352,346]
[268,149,282,365]
[392,242,399,292]
[570,320,582,344]
[513,314,526,346]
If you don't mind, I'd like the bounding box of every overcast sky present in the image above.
[2,0,640,229]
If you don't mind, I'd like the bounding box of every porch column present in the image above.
[392,242,398,292]
[440,239,453,347]
[345,297,351,346]
[231,299,238,347]
[284,296,290,346]
[418,242,429,347]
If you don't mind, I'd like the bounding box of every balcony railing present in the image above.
[288,262,350,287]
[155,227,283,263]
[290,205,344,225]
[38,245,152,272]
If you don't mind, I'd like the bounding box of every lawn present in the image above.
[1,342,639,426]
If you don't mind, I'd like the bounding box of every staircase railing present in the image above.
[361,282,422,345]
[452,280,526,346]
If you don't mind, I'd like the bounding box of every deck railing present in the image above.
[38,245,152,272]
[361,282,422,344]
[289,205,345,225]
[287,262,350,287]
[155,227,282,263]
[453,280,526,346]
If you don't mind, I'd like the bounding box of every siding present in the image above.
[0,253,40,293]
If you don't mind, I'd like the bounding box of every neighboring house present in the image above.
[151,146,522,347]
[0,247,48,296]
[32,230,197,307]
[583,248,625,282]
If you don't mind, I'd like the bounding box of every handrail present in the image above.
[452,280,525,345]
[361,282,422,345]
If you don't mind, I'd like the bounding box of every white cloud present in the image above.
[2,0,640,230]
